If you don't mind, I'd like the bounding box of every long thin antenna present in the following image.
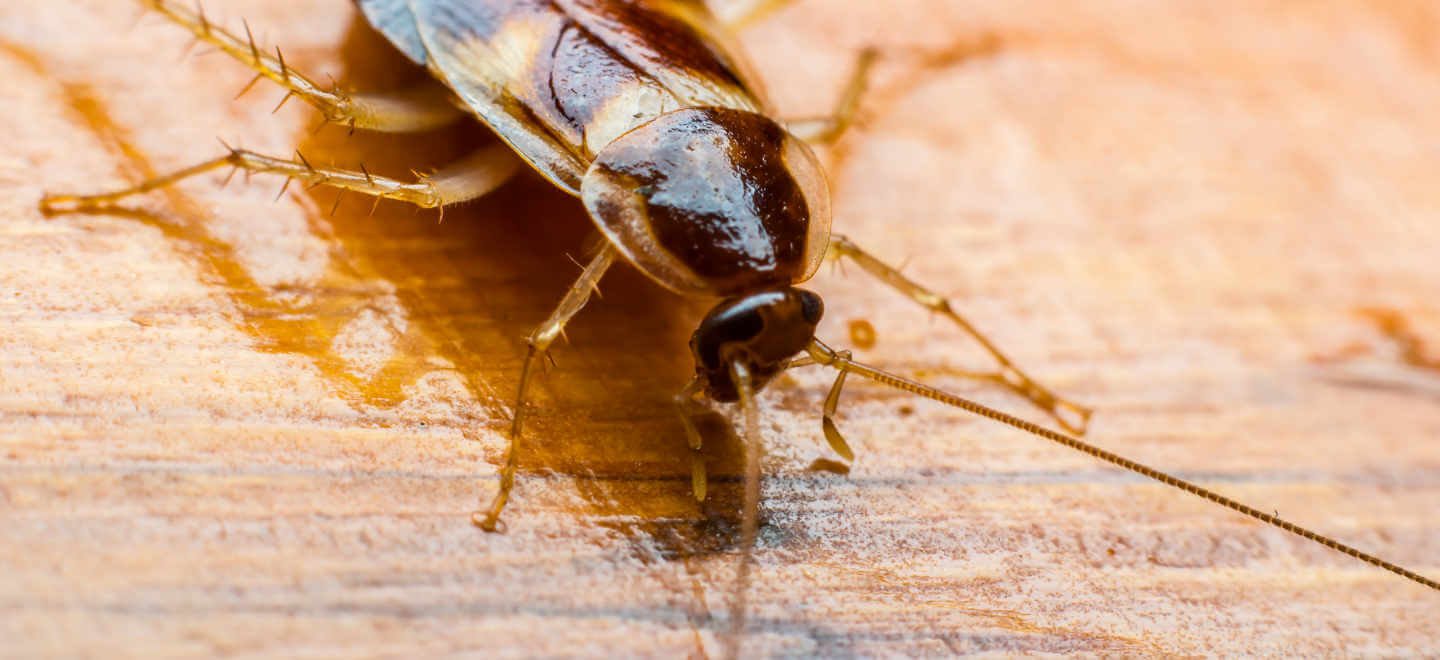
[805,338,1440,592]
[724,361,762,660]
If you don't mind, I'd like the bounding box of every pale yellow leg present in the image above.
[818,349,857,460]
[40,143,519,214]
[673,378,711,502]
[473,244,618,532]
[150,0,464,132]
[784,49,879,146]
[827,235,1094,435]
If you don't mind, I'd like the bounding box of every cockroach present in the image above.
[40,0,1440,656]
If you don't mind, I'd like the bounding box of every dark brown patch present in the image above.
[593,107,811,294]
[688,288,822,401]
[561,0,747,90]
[361,0,767,197]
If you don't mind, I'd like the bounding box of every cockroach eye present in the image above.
[689,288,822,402]
[798,288,823,324]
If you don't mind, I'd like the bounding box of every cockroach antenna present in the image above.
[803,338,1439,589]
[718,336,1438,658]
[724,360,763,660]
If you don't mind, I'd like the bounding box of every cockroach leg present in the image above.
[40,143,519,214]
[819,349,857,461]
[473,244,618,532]
[826,235,1094,435]
[39,155,233,215]
[147,0,464,132]
[716,0,799,31]
[673,378,711,502]
[784,48,878,146]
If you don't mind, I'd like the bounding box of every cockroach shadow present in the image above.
[306,15,754,559]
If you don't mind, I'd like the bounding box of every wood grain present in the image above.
[3,0,1439,656]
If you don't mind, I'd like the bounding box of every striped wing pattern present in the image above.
[355,0,764,195]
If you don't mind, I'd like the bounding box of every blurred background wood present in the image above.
[2,0,1438,656]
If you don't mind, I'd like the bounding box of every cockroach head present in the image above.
[689,287,823,402]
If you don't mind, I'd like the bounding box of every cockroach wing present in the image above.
[354,0,766,197]
[354,0,429,64]
[549,0,769,112]
[356,0,589,192]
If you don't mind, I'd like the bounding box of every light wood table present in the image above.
[2,1,1437,656]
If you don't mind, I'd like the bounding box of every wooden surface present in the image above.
[3,0,1439,656]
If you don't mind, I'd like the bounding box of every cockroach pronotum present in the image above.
[39,1,1439,656]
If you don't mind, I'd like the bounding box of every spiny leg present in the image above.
[473,244,618,532]
[827,234,1094,435]
[148,0,463,132]
[40,143,520,214]
[673,378,711,502]
[785,48,879,146]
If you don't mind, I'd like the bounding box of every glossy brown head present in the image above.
[581,107,831,297]
[689,287,823,402]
